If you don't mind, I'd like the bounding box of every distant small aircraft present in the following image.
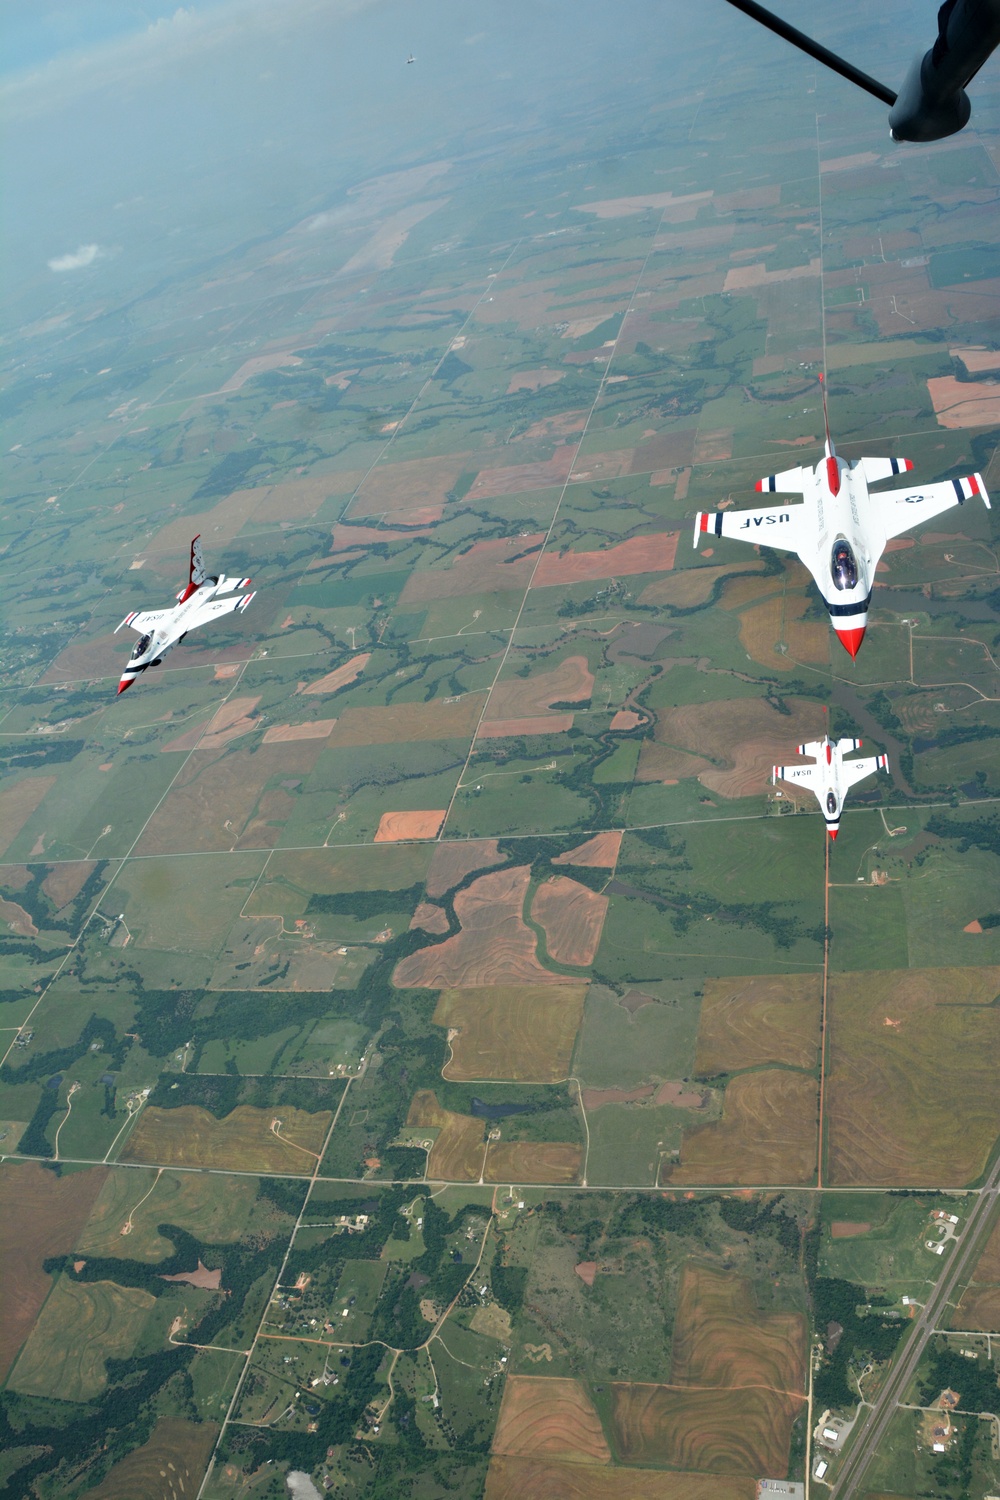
[114,536,255,693]
[720,0,1000,141]
[773,735,889,839]
[693,375,990,658]
[407,53,416,64]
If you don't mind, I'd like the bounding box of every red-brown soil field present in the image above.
[611,1263,805,1476]
[0,1162,108,1379]
[41,860,97,910]
[484,1458,755,1500]
[81,1417,219,1499]
[411,901,451,934]
[470,446,576,500]
[435,984,587,1082]
[825,966,1000,1186]
[485,656,594,723]
[0,776,56,859]
[347,452,477,518]
[407,1090,485,1181]
[374,809,447,841]
[738,593,829,671]
[426,838,506,897]
[400,535,545,604]
[492,1376,610,1462]
[478,714,575,739]
[532,533,678,588]
[552,831,622,869]
[669,1070,818,1186]
[122,1104,331,1173]
[531,876,609,966]
[394,865,578,988]
[694,974,822,1073]
[324,694,487,748]
[485,1141,582,1184]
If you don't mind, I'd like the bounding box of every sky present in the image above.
[0,0,955,333]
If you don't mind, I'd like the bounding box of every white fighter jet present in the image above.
[114,536,255,694]
[773,735,889,839]
[693,375,990,657]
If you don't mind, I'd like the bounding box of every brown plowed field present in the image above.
[485,656,594,722]
[694,974,822,1073]
[493,1376,610,1462]
[0,776,56,859]
[374,809,447,842]
[137,742,324,855]
[302,653,371,694]
[435,984,587,1082]
[825,967,1000,1187]
[0,1162,107,1380]
[484,1458,754,1500]
[426,839,506,897]
[411,901,451,934]
[669,1070,817,1186]
[328,524,432,555]
[324,694,487,748]
[407,1090,485,1181]
[611,1383,802,1476]
[485,1141,582,1184]
[648,697,825,799]
[478,715,575,738]
[41,860,96,910]
[609,710,644,730]
[927,374,1000,428]
[399,534,544,606]
[952,1214,1000,1332]
[469,446,576,500]
[162,696,262,753]
[122,1104,331,1173]
[263,719,337,743]
[553,831,622,869]
[506,369,566,393]
[347,452,476,519]
[738,594,829,670]
[532,533,678,589]
[82,1417,219,1500]
[611,1263,805,1476]
[581,1085,655,1111]
[531,877,609,966]
[394,865,574,988]
[636,742,713,784]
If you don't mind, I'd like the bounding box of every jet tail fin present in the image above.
[176,535,206,602]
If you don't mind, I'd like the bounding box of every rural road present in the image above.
[830,1164,1000,1498]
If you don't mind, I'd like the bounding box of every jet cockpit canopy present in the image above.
[131,633,152,659]
[831,539,858,591]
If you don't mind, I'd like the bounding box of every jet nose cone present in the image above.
[117,678,131,695]
[828,827,838,840]
[835,625,866,659]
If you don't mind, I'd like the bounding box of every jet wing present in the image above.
[854,457,913,485]
[773,762,820,788]
[116,608,175,635]
[870,473,989,542]
[755,465,810,494]
[841,753,888,789]
[184,591,256,628]
[694,503,808,553]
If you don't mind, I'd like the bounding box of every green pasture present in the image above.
[573,979,702,1089]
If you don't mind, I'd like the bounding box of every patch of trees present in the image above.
[810,1277,905,1408]
[490,1258,528,1317]
[306,884,424,919]
[927,811,1000,859]
[146,1071,335,1119]
[717,1197,801,1254]
[918,1339,1000,1414]
[16,1088,64,1158]
[0,739,84,769]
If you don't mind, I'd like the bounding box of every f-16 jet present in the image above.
[773,735,889,839]
[693,375,990,658]
[114,536,254,693]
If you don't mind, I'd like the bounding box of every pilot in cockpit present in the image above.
[131,632,152,660]
[831,540,858,591]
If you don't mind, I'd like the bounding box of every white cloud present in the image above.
[47,243,103,272]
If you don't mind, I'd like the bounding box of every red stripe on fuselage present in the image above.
[825,455,840,496]
[968,474,980,496]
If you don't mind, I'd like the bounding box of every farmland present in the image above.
[3,2,1000,1494]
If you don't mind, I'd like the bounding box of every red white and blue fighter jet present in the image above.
[114,536,254,694]
[693,376,990,658]
[773,735,889,839]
